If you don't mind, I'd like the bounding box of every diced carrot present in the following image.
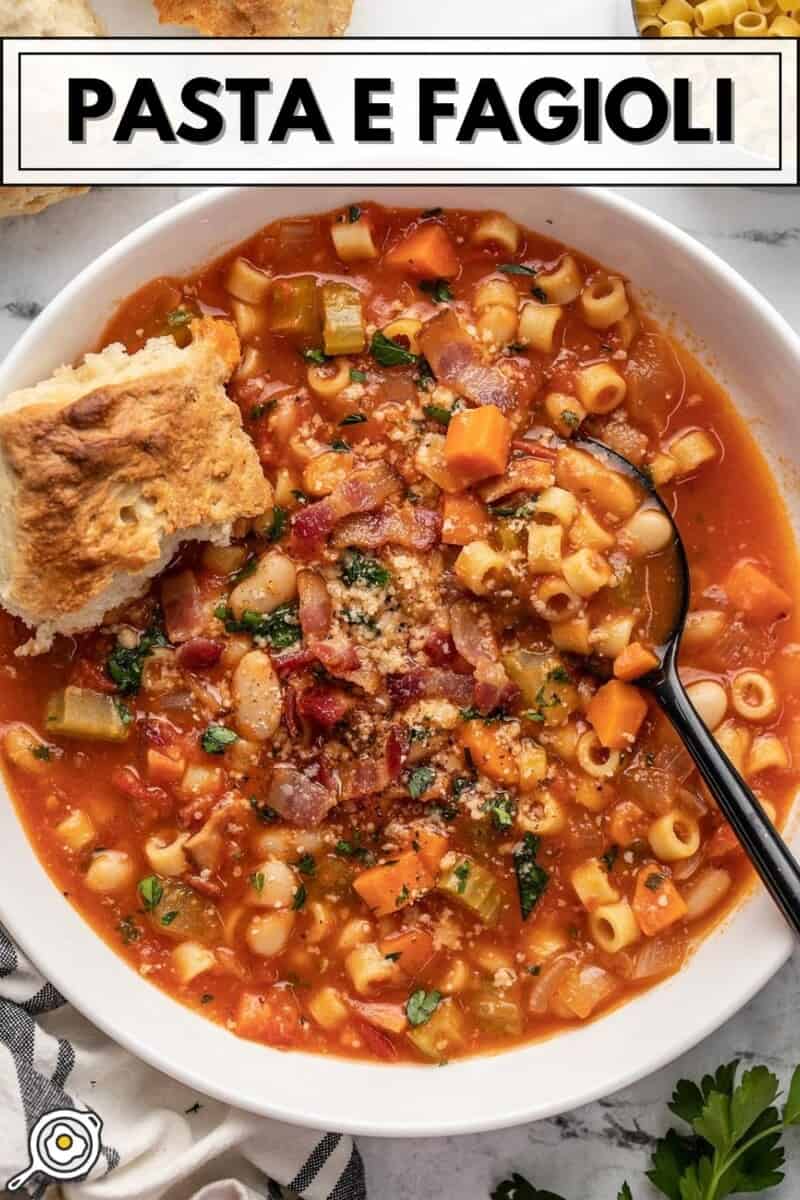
[613,642,660,682]
[587,680,649,751]
[348,1000,408,1035]
[441,492,490,545]
[608,800,647,847]
[444,405,512,487]
[415,829,449,873]
[379,928,435,977]
[460,720,518,785]
[384,222,459,278]
[146,747,185,787]
[633,865,688,936]
[235,988,302,1046]
[353,851,436,917]
[706,821,742,861]
[725,560,792,625]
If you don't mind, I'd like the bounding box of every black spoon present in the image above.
[577,435,800,937]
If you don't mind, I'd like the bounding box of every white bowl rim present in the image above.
[0,184,798,1138]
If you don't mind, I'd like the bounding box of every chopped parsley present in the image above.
[341,608,380,636]
[118,916,140,945]
[348,204,361,223]
[214,602,301,650]
[295,853,316,877]
[349,368,368,384]
[106,621,169,695]
[138,875,163,912]
[339,412,367,425]
[489,500,536,519]
[452,774,476,799]
[415,356,435,391]
[330,438,351,452]
[292,884,307,911]
[561,409,580,429]
[532,286,548,304]
[459,706,509,723]
[513,833,549,919]
[302,347,327,365]
[200,725,238,755]
[335,838,370,861]
[454,860,471,895]
[600,845,620,873]
[160,910,179,926]
[645,871,666,891]
[266,505,288,543]
[166,307,193,328]
[340,547,390,588]
[370,330,419,368]
[384,951,401,963]
[250,871,265,894]
[406,988,442,1027]
[407,765,435,799]
[423,404,452,426]
[498,263,537,276]
[200,993,214,1004]
[396,883,410,907]
[32,744,52,762]
[250,398,277,421]
[484,791,516,831]
[421,206,443,218]
[249,797,280,824]
[419,278,454,304]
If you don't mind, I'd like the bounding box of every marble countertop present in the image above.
[1,185,799,1200]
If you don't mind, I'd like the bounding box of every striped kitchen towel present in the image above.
[0,924,365,1200]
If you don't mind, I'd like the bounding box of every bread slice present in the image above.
[0,0,103,35]
[0,188,89,220]
[153,0,351,36]
[0,317,271,654]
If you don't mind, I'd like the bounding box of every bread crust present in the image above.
[154,0,352,36]
[0,187,89,220]
[0,0,102,35]
[0,318,270,650]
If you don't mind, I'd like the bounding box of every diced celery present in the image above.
[437,857,504,926]
[267,275,321,341]
[45,687,130,742]
[502,650,578,725]
[467,985,523,1036]
[407,997,466,1061]
[145,879,223,944]
[321,282,366,356]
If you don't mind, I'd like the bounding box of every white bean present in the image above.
[85,850,134,893]
[686,679,728,732]
[230,550,297,618]
[248,860,298,908]
[620,508,673,557]
[233,650,282,741]
[246,911,295,957]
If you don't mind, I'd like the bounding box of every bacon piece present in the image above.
[265,764,338,827]
[272,647,317,677]
[352,1018,398,1060]
[333,504,441,552]
[111,765,172,825]
[349,1001,407,1035]
[479,457,554,503]
[139,718,177,747]
[385,723,410,781]
[290,462,401,558]
[312,637,361,675]
[419,309,516,412]
[186,874,223,899]
[297,687,354,730]
[283,683,301,738]
[176,638,222,670]
[474,658,518,713]
[511,438,559,461]
[387,667,474,709]
[424,629,458,668]
[297,569,332,639]
[161,570,205,643]
[69,659,117,694]
[346,758,390,799]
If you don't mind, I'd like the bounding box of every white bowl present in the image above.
[0,186,798,1137]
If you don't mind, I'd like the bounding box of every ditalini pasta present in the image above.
[1,203,799,1065]
[636,0,799,34]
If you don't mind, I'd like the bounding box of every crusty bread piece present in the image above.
[0,317,271,654]
[154,0,352,36]
[0,0,103,35]
[0,187,89,220]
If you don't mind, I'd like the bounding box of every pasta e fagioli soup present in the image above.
[2,202,798,1065]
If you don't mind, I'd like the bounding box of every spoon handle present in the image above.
[653,664,800,938]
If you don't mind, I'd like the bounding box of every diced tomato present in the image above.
[235,987,304,1046]
[353,1018,398,1060]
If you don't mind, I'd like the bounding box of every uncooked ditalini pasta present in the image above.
[635,0,799,34]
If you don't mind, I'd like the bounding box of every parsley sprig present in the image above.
[491,1060,800,1200]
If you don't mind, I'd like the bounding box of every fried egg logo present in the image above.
[6,1108,103,1191]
